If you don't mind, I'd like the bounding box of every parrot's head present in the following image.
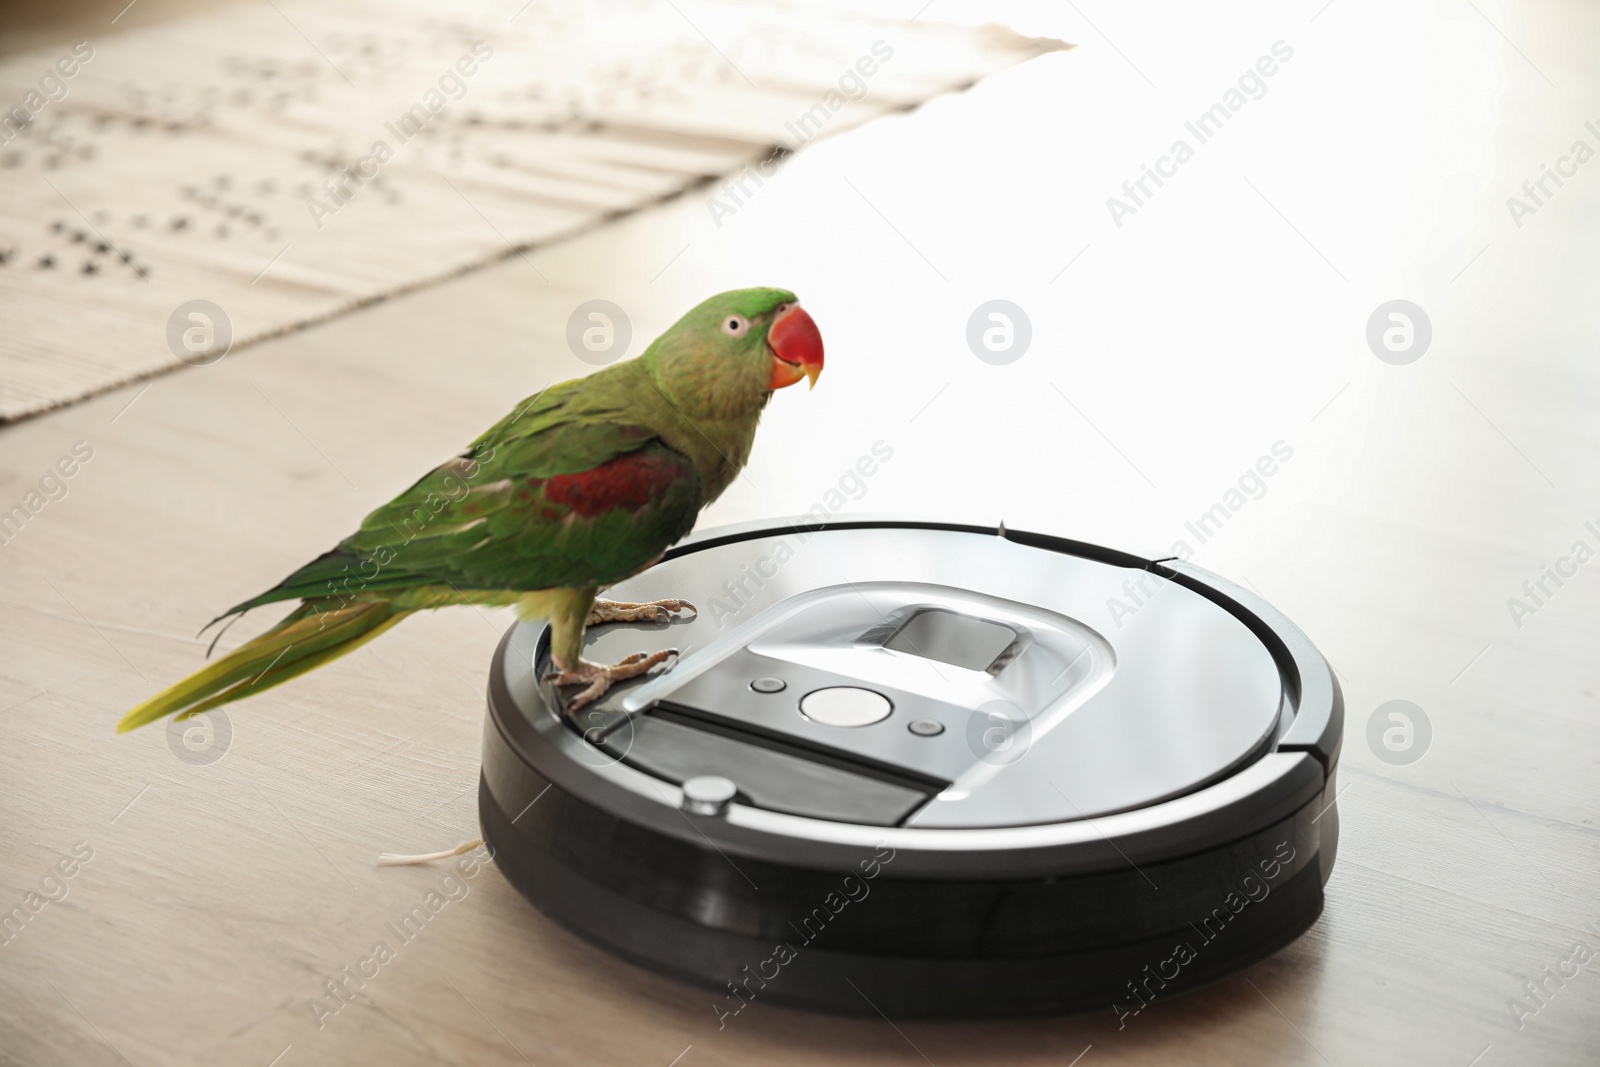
[645,287,824,415]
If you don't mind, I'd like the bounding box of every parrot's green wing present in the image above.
[221,389,702,618]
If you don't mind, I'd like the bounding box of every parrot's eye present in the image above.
[722,315,749,337]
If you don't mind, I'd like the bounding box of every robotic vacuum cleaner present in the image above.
[480,520,1341,1018]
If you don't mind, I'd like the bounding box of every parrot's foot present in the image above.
[586,598,696,626]
[546,650,679,711]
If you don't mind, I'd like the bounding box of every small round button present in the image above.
[908,719,945,737]
[681,775,738,815]
[799,687,893,727]
[750,677,786,694]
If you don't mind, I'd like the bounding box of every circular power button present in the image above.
[800,687,893,727]
[908,719,945,737]
[751,677,786,694]
[681,776,737,815]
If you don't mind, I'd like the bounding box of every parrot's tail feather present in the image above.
[195,604,247,641]
[202,610,245,660]
[117,599,410,733]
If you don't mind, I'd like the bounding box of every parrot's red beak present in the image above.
[766,304,824,390]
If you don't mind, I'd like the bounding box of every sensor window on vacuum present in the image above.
[884,608,1016,671]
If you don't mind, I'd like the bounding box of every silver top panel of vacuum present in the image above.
[536,525,1286,830]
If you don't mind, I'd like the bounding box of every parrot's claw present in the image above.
[586,598,697,627]
[546,649,680,711]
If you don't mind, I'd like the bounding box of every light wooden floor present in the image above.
[3,2,1598,1065]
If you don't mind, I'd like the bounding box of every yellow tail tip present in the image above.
[116,709,155,733]
[116,693,179,733]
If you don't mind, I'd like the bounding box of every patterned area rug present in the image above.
[0,0,1062,422]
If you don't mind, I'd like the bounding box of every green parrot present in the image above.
[117,287,824,730]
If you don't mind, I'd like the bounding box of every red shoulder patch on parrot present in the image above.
[541,447,689,517]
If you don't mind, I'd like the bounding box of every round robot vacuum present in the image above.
[479,520,1341,1018]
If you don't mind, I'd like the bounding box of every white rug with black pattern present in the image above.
[0,0,1062,422]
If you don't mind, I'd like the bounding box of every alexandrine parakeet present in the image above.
[118,288,824,730]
